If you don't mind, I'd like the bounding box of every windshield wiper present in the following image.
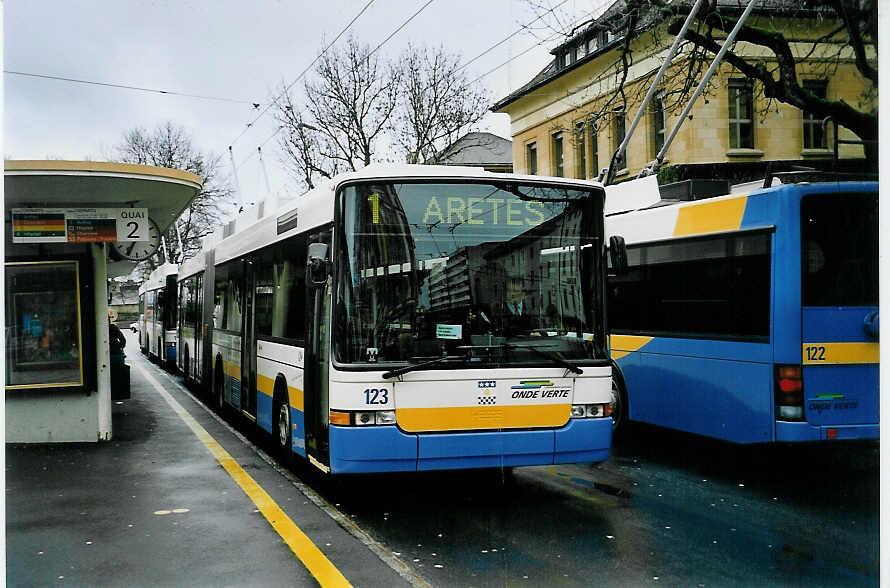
[501,342,583,374]
[381,355,464,379]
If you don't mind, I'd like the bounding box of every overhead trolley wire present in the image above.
[235,0,437,171]
[228,0,378,149]
[3,69,259,105]
[455,0,570,74]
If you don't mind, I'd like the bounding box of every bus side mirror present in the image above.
[307,242,330,286]
[609,235,628,275]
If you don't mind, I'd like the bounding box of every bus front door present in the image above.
[241,267,257,421]
[304,232,332,469]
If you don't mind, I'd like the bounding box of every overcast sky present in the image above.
[4,1,609,214]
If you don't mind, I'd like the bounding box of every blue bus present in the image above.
[606,178,878,443]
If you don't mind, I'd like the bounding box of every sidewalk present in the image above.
[6,343,416,587]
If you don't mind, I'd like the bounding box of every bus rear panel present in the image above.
[609,181,878,444]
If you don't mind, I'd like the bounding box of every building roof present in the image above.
[432,132,513,167]
[492,0,835,112]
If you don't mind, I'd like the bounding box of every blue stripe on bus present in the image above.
[257,392,273,433]
[328,419,612,473]
[329,426,418,474]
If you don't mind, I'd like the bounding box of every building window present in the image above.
[728,79,754,149]
[526,142,537,174]
[575,122,587,179]
[802,80,828,149]
[5,261,84,388]
[590,120,599,178]
[652,92,666,156]
[552,132,564,177]
[613,109,626,170]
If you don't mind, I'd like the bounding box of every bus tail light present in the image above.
[775,365,804,421]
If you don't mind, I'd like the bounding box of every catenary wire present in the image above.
[4,69,259,105]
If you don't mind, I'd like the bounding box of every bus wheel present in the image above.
[610,379,627,438]
[273,389,292,464]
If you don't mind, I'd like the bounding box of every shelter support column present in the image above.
[93,243,112,440]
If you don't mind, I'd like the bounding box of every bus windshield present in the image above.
[335,181,606,367]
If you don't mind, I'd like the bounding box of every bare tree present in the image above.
[275,90,339,190]
[521,0,878,161]
[113,121,236,265]
[392,44,491,164]
[303,35,400,172]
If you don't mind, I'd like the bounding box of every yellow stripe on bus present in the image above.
[222,359,241,379]
[673,196,747,237]
[133,361,351,588]
[802,342,880,365]
[396,404,570,432]
[257,373,305,410]
[609,335,654,359]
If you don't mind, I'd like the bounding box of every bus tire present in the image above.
[610,362,629,439]
[273,380,293,465]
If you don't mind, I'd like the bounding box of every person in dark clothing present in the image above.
[109,321,127,358]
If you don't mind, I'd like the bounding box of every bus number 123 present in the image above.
[364,388,389,404]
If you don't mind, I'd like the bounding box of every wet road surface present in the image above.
[303,425,879,587]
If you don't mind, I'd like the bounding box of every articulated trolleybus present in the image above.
[184,165,615,473]
[608,177,878,443]
[139,262,179,368]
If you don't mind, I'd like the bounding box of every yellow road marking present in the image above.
[133,361,351,588]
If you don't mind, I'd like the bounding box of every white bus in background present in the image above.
[177,251,209,388]
[138,262,178,368]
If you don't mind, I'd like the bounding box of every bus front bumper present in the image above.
[775,421,879,442]
[328,417,612,474]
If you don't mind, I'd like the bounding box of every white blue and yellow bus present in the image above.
[138,262,178,368]
[607,178,878,443]
[177,252,208,388]
[183,165,616,473]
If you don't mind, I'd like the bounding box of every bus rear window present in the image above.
[802,193,877,307]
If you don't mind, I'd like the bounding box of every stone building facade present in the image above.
[493,1,876,182]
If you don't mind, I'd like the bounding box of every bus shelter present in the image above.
[4,161,201,442]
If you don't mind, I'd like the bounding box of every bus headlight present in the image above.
[331,409,397,426]
[376,410,396,425]
[572,404,611,418]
